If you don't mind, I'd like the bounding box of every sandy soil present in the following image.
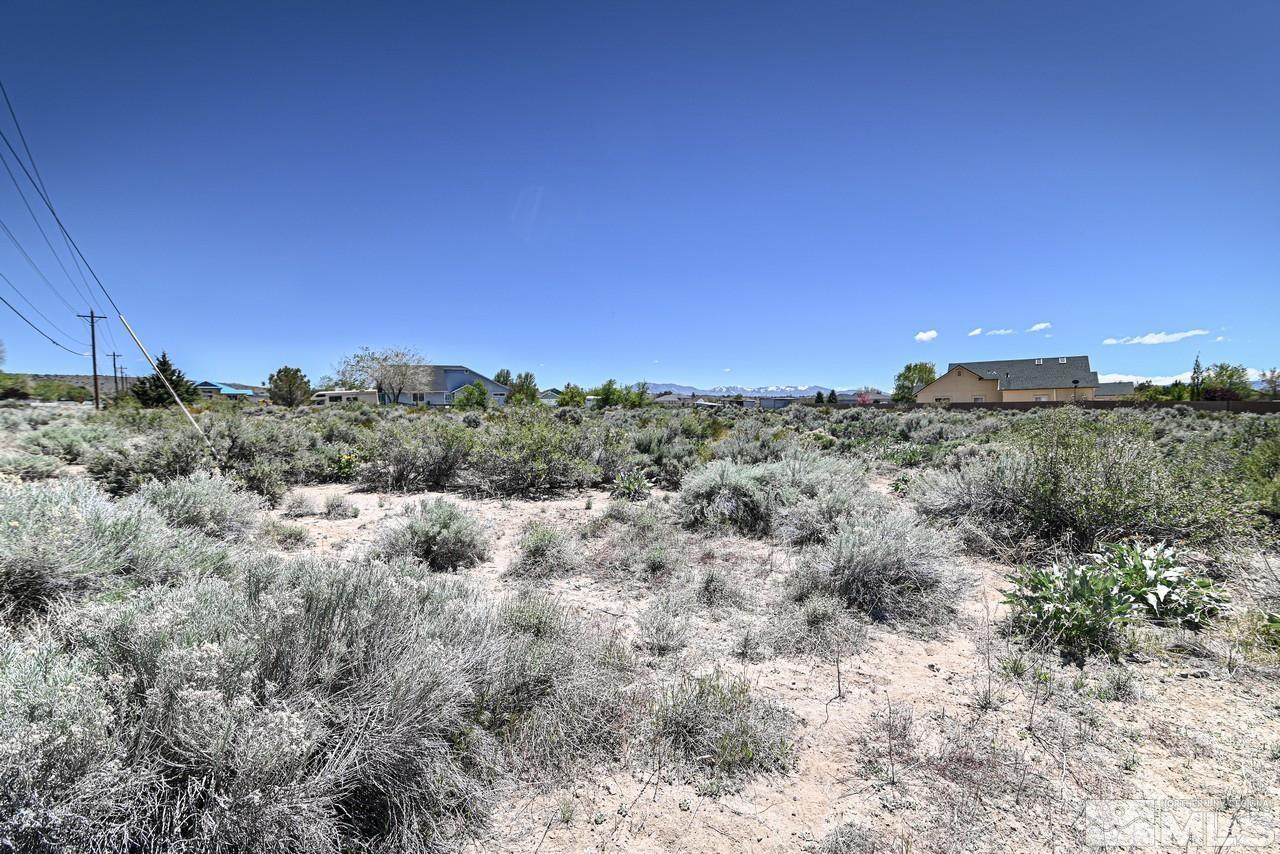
[277,482,1280,854]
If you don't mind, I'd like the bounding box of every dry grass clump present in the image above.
[507,521,583,577]
[375,498,490,571]
[636,593,691,655]
[586,500,687,578]
[650,669,794,788]
[769,592,867,658]
[789,509,960,626]
[323,493,360,519]
[136,470,264,540]
[0,558,639,853]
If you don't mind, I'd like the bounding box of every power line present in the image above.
[0,79,207,445]
[0,290,86,356]
[0,267,87,344]
[0,145,96,310]
[0,81,121,355]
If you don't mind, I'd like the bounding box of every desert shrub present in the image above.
[375,498,489,571]
[0,558,636,852]
[770,592,866,658]
[323,494,359,519]
[1004,562,1136,657]
[651,670,794,784]
[610,468,651,501]
[357,418,473,492]
[1004,542,1226,656]
[713,418,793,464]
[86,429,210,495]
[0,451,62,481]
[19,421,120,462]
[464,410,603,496]
[790,509,958,625]
[636,594,691,655]
[507,522,582,577]
[262,520,310,550]
[0,480,232,616]
[631,424,701,488]
[679,452,866,539]
[281,493,318,517]
[914,407,1264,554]
[678,460,779,536]
[137,471,264,540]
[694,566,739,608]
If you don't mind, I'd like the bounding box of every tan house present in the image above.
[915,356,1104,403]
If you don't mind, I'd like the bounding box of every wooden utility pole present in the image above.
[78,309,101,409]
[107,352,121,396]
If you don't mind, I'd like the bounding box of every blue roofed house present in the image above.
[195,380,268,403]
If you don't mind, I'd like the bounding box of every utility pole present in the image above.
[77,309,101,410]
[107,352,121,396]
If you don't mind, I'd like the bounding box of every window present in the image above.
[1058,357,1067,364]
[972,396,984,403]
[1034,395,1048,402]
[412,392,425,404]
[1034,358,1043,365]
[328,395,342,403]
[935,397,951,403]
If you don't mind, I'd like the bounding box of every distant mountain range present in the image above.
[638,382,878,398]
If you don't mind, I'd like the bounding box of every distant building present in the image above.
[1094,381,1136,400]
[837,388,892,405]
[195,380,268,403]
[915,356,1100,403]
[309,365,508,406]
[757,396,795,410]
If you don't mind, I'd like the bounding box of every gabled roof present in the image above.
[944,356,1099,390]
[1095,381,1135,397]
[397,365,509,393]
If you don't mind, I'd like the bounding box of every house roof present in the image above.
[1095,381,1135,397]
[943,357,1099,391]
[540,388,563,397]
[197,380,257,396]
[402,365,509,393]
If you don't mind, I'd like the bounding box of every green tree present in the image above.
[131,352,199,408]
[507,371,539,405]
[813,391,824,405]
[30,379,90,402]
[893,362,936,402]
[267,365,313,407]
[1190,354,1204,401]
[589,379,625,409]
[452,380,490,410]
[1259,368,1279,401]
[621,381,650,409]
[825,389,838,405]
[493,368,512,387]
[556,383,587,407]
[1202,363,1253,401]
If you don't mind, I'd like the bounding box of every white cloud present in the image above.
[985,328,1014,336]
[723,368,732,372]
[1102,329,1209,345]
[967,327,982,336]
[1027,322,1052,332]
[914,330,938,342]
[1214,336,1227,342]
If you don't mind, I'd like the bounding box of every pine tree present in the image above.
[826,389,838,405]
[493,368,512,387]
[814,391,824,405]
[267,365,313,407]
[508,371,539,405]
[131,352,199,408]
[1190,354,1204,401]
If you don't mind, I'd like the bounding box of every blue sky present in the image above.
[1,0,1276,390]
